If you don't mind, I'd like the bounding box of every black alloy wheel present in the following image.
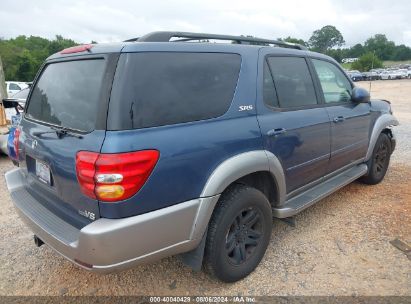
[225,207,263,265]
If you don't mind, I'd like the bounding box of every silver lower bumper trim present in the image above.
[6,168,220,273]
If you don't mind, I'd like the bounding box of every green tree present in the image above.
[47,35,77,54]
[15,50,36,81]
[279,36,307,47]
[346,43,364,58]
[351,52,383,72]
[325,48,348,63]
[0,35,78,81]
[364,34,395,60]
[392,44,411,61]
[308,25,345,53]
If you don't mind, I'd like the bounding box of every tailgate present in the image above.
[15,54,118,227]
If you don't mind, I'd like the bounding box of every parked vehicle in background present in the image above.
[347,70,364,81]
[396,69,409,79]
[380,70,402,80]
[0,104,22,155]
[407,69,411,79]
[0,87,28,155]
[3,87,29,120]
[362,71,380,81]
[6,115,21,161]
[5,81,29,97]
[5,31,398,282]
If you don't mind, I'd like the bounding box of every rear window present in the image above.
[107,52,241,130]
[25,59,105,132]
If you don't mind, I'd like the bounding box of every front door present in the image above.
[310,58,371,173]
[257,55,331,193]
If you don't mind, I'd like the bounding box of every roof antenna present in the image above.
[369,50,376,96]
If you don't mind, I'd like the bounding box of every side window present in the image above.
[263,60,279,107]
[267,57,318,108]
[312,59,352,103]
[9,83,21,91]
[108,52,241,130]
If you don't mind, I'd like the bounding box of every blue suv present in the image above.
[5,32,398,282]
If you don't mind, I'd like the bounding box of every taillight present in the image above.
[75,150,159,202]
[76,151,99,199]
[13,128,21,160]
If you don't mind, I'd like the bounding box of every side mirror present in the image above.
[351,87,370,103]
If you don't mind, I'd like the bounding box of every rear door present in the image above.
[309,58,370,173]
[17,55,117,227]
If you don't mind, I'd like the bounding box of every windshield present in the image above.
[25,59,106,132]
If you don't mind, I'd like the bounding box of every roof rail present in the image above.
[125,31,307,50]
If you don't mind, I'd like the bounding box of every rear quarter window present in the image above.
[107,52,241,130]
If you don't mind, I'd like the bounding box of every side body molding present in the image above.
[365,113,399,161]
[200,150,286,202]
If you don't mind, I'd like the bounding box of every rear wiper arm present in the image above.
[54,127,83,139]
[33,127,83,139]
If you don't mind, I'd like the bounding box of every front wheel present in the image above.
[204,185,272,282]
[360,133,392,185]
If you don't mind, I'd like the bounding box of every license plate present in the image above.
[35,160,51,185]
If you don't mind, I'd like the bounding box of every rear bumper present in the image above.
[5,168,219,273]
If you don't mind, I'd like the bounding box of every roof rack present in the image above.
[125,31,307,50]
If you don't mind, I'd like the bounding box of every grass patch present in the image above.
[341,63,352,70]
[341,60,410,70]
[383,60,411,68]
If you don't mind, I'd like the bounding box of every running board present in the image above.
[273,164,368,218]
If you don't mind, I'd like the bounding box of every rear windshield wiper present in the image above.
[33,126,83,139]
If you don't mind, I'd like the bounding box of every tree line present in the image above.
[0,35,78,82]
[1,25,411,81]
[281,25,411,71]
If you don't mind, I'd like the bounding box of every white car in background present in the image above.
[380,70,402,80]
[5,81,29,97]
[396,69,409,79]
[397,69,408,78]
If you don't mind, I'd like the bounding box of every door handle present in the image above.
[267,128,287,137]
[333,116,345,123]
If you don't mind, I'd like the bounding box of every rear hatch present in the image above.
[17,53,118,228]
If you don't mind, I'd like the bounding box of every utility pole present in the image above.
[0,56,8,126]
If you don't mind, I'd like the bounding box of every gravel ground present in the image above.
[0,80,410,296]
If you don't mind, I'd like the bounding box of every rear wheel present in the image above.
[361,133,391,185]
[204,185,272,282]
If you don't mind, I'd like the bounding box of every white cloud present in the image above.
[0,0,410,46]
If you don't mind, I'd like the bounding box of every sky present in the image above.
[1,0,410,47]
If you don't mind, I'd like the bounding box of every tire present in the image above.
[388,76,391,80]
[360,133,392,185]
[203,184,272,282]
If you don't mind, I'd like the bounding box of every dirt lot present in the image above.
[0,80,410,296]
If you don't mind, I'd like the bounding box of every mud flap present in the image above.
[179,230,207,271]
